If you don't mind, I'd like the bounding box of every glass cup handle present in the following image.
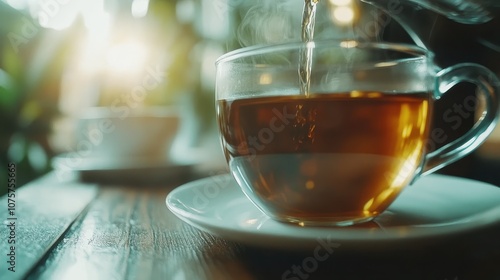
[422,63,500,175]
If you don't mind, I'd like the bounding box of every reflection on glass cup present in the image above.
[215,40,499,226]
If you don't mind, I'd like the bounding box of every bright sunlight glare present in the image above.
[106,41,149,75]
[329,0,352,6]
[131,0,150,18]
[2,0,28,10]
[332,6,355,24]
[83,11,112,42]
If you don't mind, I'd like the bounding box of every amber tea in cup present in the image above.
[216,40,499,226]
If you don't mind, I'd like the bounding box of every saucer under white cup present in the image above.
[51,106,190,183]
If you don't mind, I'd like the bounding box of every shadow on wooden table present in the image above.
[237,224,500,280]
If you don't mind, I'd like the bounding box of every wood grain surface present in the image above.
[0,173,98,280]
[1,172,499,280]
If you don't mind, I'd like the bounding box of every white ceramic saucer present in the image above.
[52,153,193,184]
[166,174,500,250]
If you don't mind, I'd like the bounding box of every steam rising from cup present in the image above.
[235,0,386,47]
[236,0,302,47]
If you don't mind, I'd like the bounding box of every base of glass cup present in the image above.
[267,213,377,227]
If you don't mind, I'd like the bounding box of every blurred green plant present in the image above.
[0,1,204,195]
[0,2,76,195]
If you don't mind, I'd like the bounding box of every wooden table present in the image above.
[1,168,500,280]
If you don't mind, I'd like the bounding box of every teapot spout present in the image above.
[361,0,494,49]
[363,0,493,24]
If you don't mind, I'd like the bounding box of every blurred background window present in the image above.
[1,0,499,195]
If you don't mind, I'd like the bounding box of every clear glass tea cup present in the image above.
[215,40,499,226]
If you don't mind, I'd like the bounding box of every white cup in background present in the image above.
[74,106,179,166]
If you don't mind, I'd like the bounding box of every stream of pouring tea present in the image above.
[294,0,319,146]
[299,0,318,96]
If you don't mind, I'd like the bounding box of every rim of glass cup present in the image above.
[215,39,435,65]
